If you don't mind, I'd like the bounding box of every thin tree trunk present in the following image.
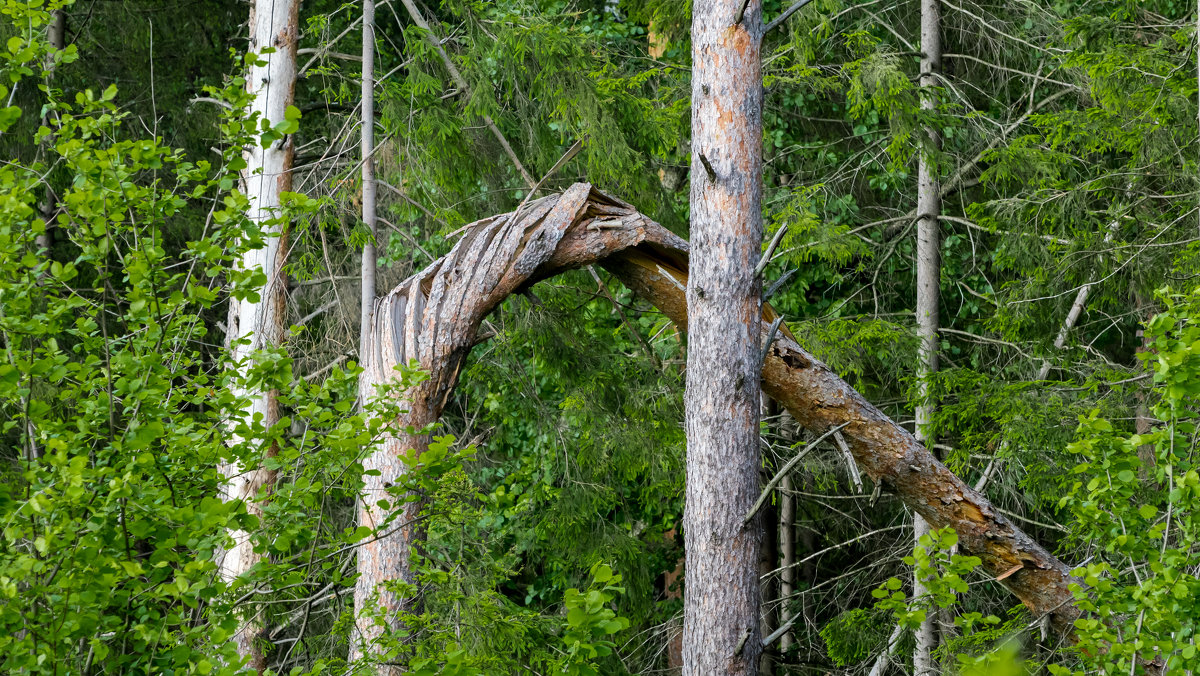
[759,398,779,676]
[359,185,1086,656]
[869,624,905,676]
[36,9,65,254]
[685,2,764,674]
[779,412,797,655]
[349,2,386,664]
[359,0,378,365]
[913,0,942,669]
[219,0,299,669]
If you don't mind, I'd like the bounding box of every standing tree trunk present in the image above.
[684,2,764,674]
[36,9,65,254]
[359,0,378,366]
[778,416,796,655]
[350,1,395,669]
[219,0,299,669]
[913,0,942,671]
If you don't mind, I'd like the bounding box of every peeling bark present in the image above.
[360,185,1083,664]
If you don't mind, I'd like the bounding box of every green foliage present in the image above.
[1051,288,1200,675]
[873,528,989,631]
[819,608,889,667]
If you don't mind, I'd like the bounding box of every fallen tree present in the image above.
[356,183,1081,657]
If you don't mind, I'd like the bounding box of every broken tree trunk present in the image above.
[357,184,1082,661]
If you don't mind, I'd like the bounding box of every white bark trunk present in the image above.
[349,2,393,670]
[684,2,765,674]
[359,0,378,365]
[219,0,299,669]
[36,9,65,253]
[869,623,905,676]
[779,469,795,653]
[913,0,941,670]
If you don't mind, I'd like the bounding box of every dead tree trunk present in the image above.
[358,185,1084,668]
[685,1,765,673]
[219,0,299,670]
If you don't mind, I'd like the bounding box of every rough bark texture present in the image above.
[913,0,942,669]
[685,1,765,673]
[359,184,1084,666]
[218,0,299,669]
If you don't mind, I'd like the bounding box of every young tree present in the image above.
[219,0,300,668]
[913,0,942,670]
[684,1,766,674]
[359,0,378,364]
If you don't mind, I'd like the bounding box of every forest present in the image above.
[1,0,1198,674]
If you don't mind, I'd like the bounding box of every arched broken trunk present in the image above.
[354,183,1081,660]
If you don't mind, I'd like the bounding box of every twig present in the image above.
[588,266,661,368]
[765,268,798,301]
[765,0,817,34]
[515,139,583,214]
[754,224,788,277]
[759,315,785,364]
[743,423,849,527]
[734,0,753,25]
[394,0,536,188]
[698,152,716,181]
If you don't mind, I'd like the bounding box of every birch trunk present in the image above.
[359,0,378,365]
[685,2,764,673]
[35,9,65,254]
[219,0,299,669]
[913,0,942,669]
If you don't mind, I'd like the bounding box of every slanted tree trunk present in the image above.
[684,1,765,674]
[913,0,942,669]
[219,0,299,669]
[358,185,1085,669]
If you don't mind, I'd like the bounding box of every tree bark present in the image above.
[359,0,378,366]
[349,2,388,667]
[359,185,1085,667]
[219,0,299,670]
[684,1,765,674]
[913,0,942,669]
[779,411,797,655]
[36,9,65,254]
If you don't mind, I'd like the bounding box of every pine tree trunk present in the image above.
[684,2,764,674]
[219,0,299,669]
[913,0,941,669]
